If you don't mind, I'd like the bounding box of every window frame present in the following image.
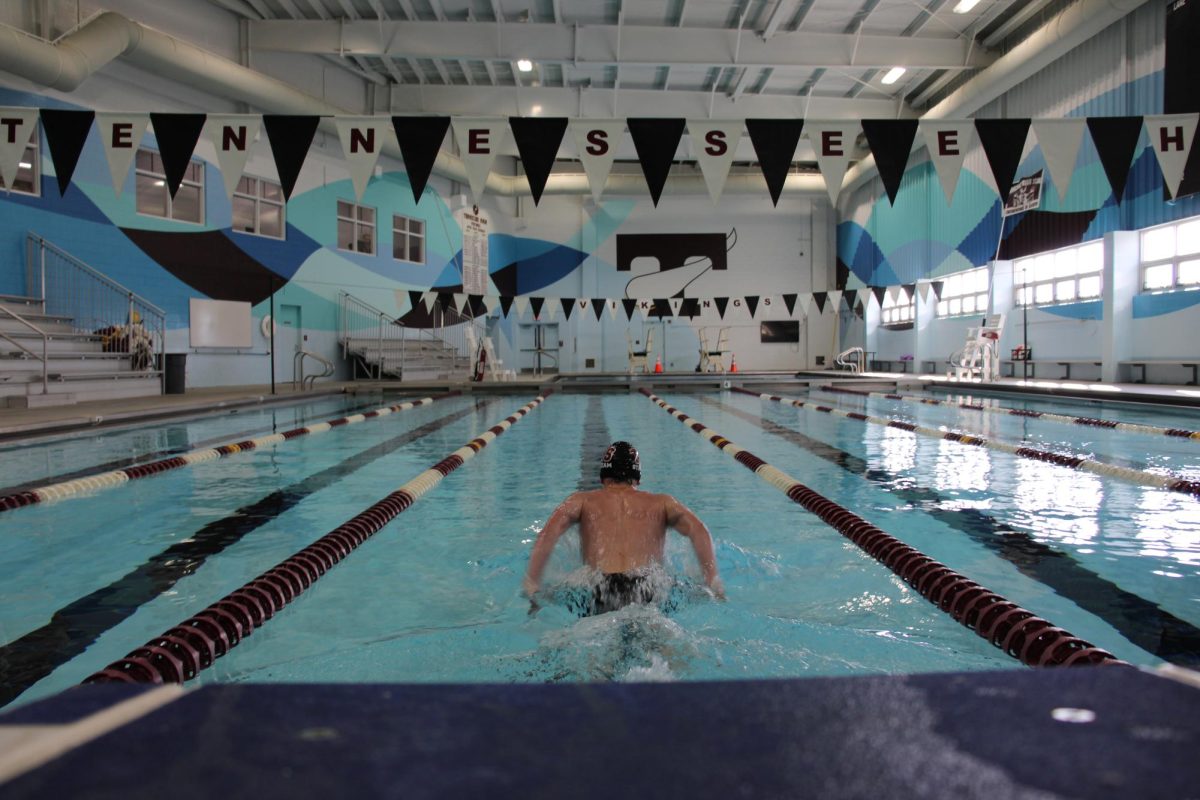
[134,147,205,225]
[880,289,915,327]
[231,175,286,240]
[1139,215,1200,295]
[1013,240,1104,309]
[935,266,990,319]
[392,213,426,264]
[337,199,376,255]
[0,127,40,197]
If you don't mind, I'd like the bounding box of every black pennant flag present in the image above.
[530,296,545,319]
[744,296,760,318]
[653,298,673,318]
[510,117,568,205]
[468,294,485,316]
[437,291,454,311]
[931,281,945,301]
[622,298,638,320]
[591,298,606,320]
[813,292,828,314]
[262,115,321,201]
[627,118,686,206]
[974,119,1031,206]
[40,109,94,196]
[408,290,423,312]
[901,283,916,302]
[861,119,919,206]
[560,297,575,320]
[499,295,514,317]
[714,297,730,319]
[392,116,450,203]
[681,298,701,318]
[872,286,886,307]
[1087,116,1144,204]
[843,289,858,310]
[745,119,805,206]
[149,113,206,199]
[855,300,864,318]
[782,293,798,316]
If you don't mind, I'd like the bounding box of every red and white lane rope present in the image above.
[83,392,551,686]
[819,384,1200,440]
[641,389,1122,668]
[0,392,461,513]
[735,388,1200,499]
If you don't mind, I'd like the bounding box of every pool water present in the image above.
[1,388,1198,709]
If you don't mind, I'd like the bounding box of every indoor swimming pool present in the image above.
[1,387,1198,710]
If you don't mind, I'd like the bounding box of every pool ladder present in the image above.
[294,349,334,391]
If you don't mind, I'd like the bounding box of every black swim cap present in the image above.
[600,441,641,483]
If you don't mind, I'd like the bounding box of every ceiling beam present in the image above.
[760,0,799,39]
[245,19,996,70]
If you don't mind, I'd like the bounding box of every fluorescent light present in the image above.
[881,67,906,85]
[953,0,981,12]
[516,59,533,72]
[154,180,165,187]
[531,104,543,115]
[18,161,31,169]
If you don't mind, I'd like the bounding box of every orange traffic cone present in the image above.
[654,355,663,373]
[730,354,738,373]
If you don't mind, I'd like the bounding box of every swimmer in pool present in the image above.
[522,441,724,615]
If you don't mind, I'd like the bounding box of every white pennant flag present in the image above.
[514,296,529,318]
[687,120,743,204]
[393,289,412,317]
[0,108,39,192]
[807,121,862,205]
[1145,114,1199,199]
[918,282,933,302]
[453,293,467,314]
[570,119,626,202]
[482,295,498,313]
[421,291,438,313]
[452,118,506,202]
[335,116,390,201]
[1032,119,1086,203]
[95,113,147,196]
[543,296,558,320]
[827,290,843,312]
[206,115,262,199]
[886,285,902,304]
[919,120,974,204]
[798,293,813,318]
[607,299,620,320]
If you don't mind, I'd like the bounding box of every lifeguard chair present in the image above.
[698,327,730,372]
[950,314,1005,381]
[626,329,654,374]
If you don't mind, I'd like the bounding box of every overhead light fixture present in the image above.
[516,59,533,72]
[953,0,980,12]
[18,161,31,169]
[881,67,906,85]
[531,104,543,115]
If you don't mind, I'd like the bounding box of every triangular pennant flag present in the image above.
[262,114,321,201]
[0,108,40,192]
[95,113,147,196]
[452,293,468,313]
[453,117,506,202]
[806,120,860,205]
[335,116,390,201]
[918,282,932,302]
[861,119,919,205]
[392,116,450,203]
[855,300,865,318]
[607,299,620,320]
[681,298,701,318]
[827,290,842,311]
[482,295,498,313]
[570,119,625,202]
[514,296,529,317]
[1031,118,1086,203]
[975,119,1031,206]
[930,281,945,300]
[627,118,686,206]
[560,297,576,320]
[620,298,638,320]
[509,117,568,205]
[499,295,514,317]
[149,113,206,199]
[542,297,559,320]
[871,286,887,307]
[437,291,454,312]
[650,298,671,318]
[798,292,813,317]
[468,294,485,316]
[782,293,798,316]
[714,296,730,319]
[919,120,974,204]
[744,296,760,318]
[842,289,857,310]
[394,290,412,317]
[901,283,916,302]
[813,292,828,314]
[421,291,438,313]
[745,119,804,207]
[1145,114,1199,199]
[591,298,606,320]
[407,290,423,313]
[205,114,261,200]
[1086,116,1144,204]
[687,120,743,204]
[668,297,684,316]
[529,296,545,319]
[40,109,94,196]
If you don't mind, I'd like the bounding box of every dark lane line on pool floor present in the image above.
[700,396,1200,667]
[0,398,492,708]
[577,396,611,492]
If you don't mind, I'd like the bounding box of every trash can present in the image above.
[163,353,186,394]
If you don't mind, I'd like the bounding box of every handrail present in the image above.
[294,349,335,391]
[835,346,864,373]
[0,306,48,394]
[338,290,481,381]
[27,233,165,317]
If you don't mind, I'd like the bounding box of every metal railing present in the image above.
[835,346,865,373]
[338,290,481,381]
[26,232,166,388]
[294,349,335,391]
[0,306,48,394]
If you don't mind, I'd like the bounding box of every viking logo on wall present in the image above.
[616,231,735,314]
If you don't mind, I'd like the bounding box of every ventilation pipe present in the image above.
[0,12,825,198]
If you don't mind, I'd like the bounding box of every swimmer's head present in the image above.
[600,441,641,484]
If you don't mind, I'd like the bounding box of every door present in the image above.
[274,303,302,383]
[517,322,560,374]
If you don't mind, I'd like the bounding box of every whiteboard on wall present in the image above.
[189,298,252,348]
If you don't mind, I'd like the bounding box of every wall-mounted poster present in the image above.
[455,204,490,295]
[1003,170,1043,217]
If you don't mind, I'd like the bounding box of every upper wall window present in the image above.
[233,176,285,239]
[392,214,425,264]
[337,200,375,255]
[0,128,40,196]
[1140,216,1200,293]
[135,149,204,224]
[936,267,989,317]
[1014,241,1103,307]
[881,291,914,325]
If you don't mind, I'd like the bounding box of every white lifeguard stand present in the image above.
[950,314,1005,381]
[698,327,730,372]
[627,329,654,374]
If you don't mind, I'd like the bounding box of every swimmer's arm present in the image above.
[522,493,583,596]
[666,496,725,599]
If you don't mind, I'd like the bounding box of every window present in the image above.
[881,289,915,325]
[0,128,39,196]
[392,214,425,263]
[936,267,988,317]
[337,200,375,254]
[1139,216,1200,294]
[232,176,285,239]
[1014,240,1103,307]
[135,149,204,223]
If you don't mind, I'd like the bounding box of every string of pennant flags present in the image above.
[1,108,1196,208]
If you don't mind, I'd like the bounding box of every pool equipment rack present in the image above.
[642,389,1123,668]
[80,392,551,686]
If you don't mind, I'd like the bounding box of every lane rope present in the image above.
[819,384,1200,440]
[82,392,551,686]
[0,391,462,513]
[736,388,1200,499]
[641,389,1123,668]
